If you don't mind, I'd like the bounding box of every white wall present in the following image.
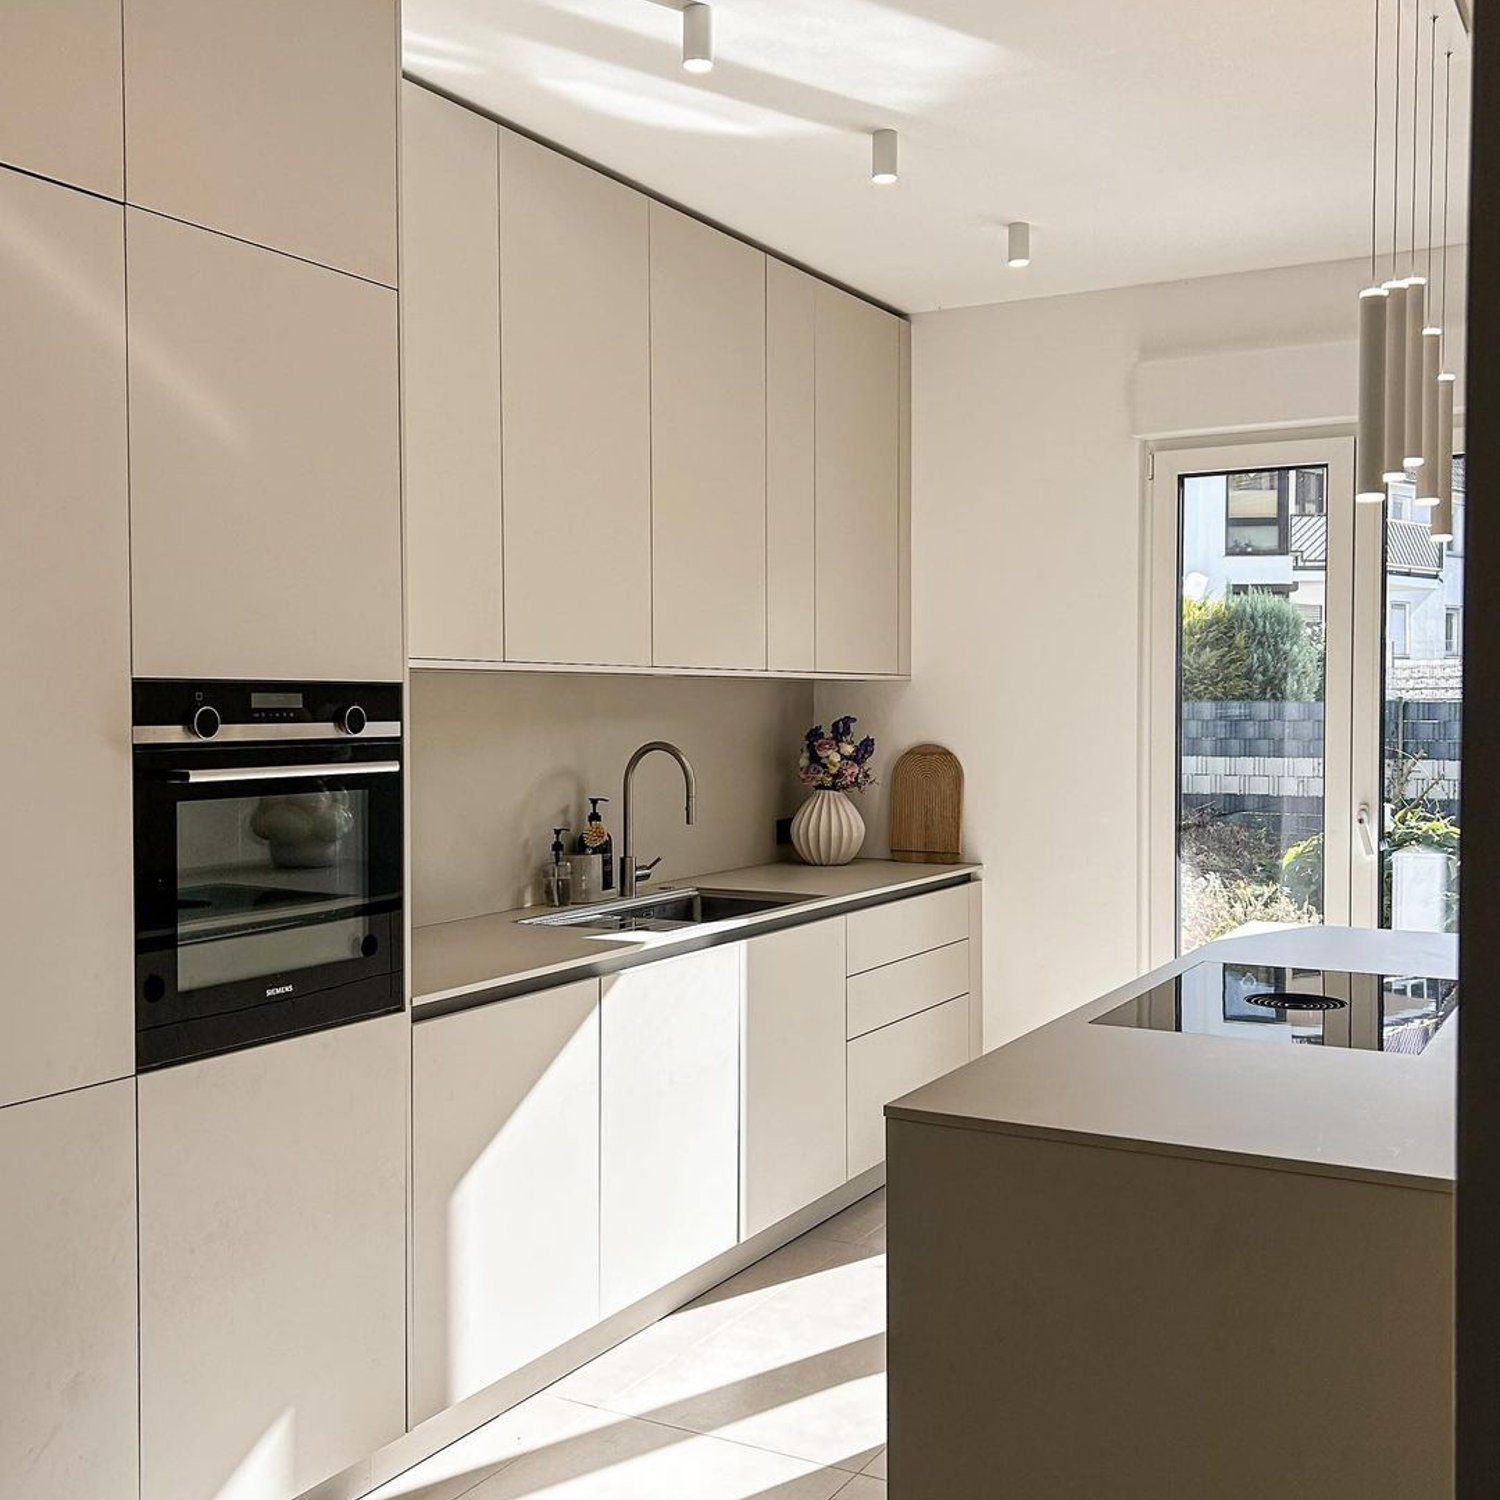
[818,252,1466,1049]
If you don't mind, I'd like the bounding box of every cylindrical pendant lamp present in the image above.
[681,3,713,73]
[1357,286,1389,501]
[1417,327,1442,503]
[1403,275,1426,467]
[1382,278,1408,480]
[1430,371,1456,540]
[871,129,898,185]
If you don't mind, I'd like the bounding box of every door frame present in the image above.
[1146,435,1358,966]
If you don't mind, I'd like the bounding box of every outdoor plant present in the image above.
[1181,871,1321,952]
[798,716,876,792]
[1181,590,1323,702]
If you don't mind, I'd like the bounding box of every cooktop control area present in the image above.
[1094,961,1457,1055]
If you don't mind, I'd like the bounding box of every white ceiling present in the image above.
[403,0,1472,313]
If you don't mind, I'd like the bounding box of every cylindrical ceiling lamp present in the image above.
[1431,372,1456,541]
[1417,326,1442,502]
[1382,277,1408,480]
[871,129,898,185]
[681,3,713,74]
[1403,274,1426,468]
[1007,221,1031,267]
[1356,0,1388,503]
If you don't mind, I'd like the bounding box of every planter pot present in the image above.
[791,790,865,866]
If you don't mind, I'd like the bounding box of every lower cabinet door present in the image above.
[410,981,601,1424]
[139,1015,407,1500]
[847,996,970,1178]
[0,1079,138,1500]
[741,920,847,1239]
[600,946,740,1316]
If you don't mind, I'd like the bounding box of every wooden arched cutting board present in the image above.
[888,743,964,863]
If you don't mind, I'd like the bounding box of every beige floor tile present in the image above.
[806,1189,885,1247]
[831,1475,885,1499]
[862,1447,887,1479]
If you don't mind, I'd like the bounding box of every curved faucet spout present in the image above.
[621,741,698,896]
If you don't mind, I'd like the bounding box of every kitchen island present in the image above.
[885,925,1456,1500]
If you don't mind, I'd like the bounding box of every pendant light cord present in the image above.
[1392,0,1402,277]
[1410,0,1421,274]
[1442,47,1452,333]
[1371,0,1381,283]
[1427,13,1437,288]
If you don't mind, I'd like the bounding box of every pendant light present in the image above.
[1382,0,1408,482]
[1431,45,1458,543]
[1357,0,1389,502]
[1417,12,1442,506]
[1403,0,1426,471]
[681,3,713,74]
[871,129,898,185]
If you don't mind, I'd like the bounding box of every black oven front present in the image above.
[133,680,404,1070]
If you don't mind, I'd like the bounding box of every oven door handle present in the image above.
[166,761,402,784]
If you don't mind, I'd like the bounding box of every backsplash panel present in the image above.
[411,670,814,925]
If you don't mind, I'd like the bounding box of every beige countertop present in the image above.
[412,858,980,1012]
[888,925,1457,1193]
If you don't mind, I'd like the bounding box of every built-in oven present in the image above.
[133,680,404,1070]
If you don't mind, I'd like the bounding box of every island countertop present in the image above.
[412,858,981,1018]
[887,925,1457,1192]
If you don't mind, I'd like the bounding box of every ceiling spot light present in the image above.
[682,3,713,74]
[1007,221,1031,268]
[871,128,898,185]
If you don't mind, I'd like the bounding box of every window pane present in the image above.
[1381,461,1463,933]
[1178,468,1327,952]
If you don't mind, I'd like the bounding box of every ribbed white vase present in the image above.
[790,789,865,866]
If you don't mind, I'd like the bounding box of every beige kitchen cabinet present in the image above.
[0,168,132,1109]
[766,259,818,673]
[0,0,123,198]
[600,946,741,1315]
[815,283,902,675]
[401,82,504,664]
[741,920,848,1239]
[123,0,398,284]
[138,1015,407,1500]
[411,982,601,1424]
[0,1079,138,1500]
[499,131,652,666]
[127,208,402,682]
[650,203,767,669]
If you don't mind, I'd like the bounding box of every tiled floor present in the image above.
[368,1189,888,1500]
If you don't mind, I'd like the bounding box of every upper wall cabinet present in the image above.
[0,168,133,1109]
[401,82,503,663]
[499,130,653,667]
[650,203,767,670]
[127,209,402,682]
[123,0,399,285]
[815,283,902,675]
[0,0,123,198]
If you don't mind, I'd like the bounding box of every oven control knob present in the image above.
[340,704,368,736]
[189,704,221,740]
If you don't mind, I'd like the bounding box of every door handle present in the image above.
[167,761,401,784]
[1356,802,1378,859]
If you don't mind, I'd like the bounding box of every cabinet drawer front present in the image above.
[845,886,969,975]
[847,940,968,1040]
[847,996,969,1178]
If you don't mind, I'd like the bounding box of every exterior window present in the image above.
[1225,471,1286,555]
[1293,468,1326,515]
[1389,601,1411,658]
[1446,607,1463,656]
[1296,603,1324,629]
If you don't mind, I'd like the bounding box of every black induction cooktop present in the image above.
[1093,960,1457,1055]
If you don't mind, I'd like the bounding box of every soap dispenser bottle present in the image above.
[577,796,615,892]
[544,826,572,906]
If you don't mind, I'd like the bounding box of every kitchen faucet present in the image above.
[620,741,697,897]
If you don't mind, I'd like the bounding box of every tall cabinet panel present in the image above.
[499,130,653,666]
[401,82,504,663]
[650,204,767,669]
[766,259,817,673]
[0,1080,139,1500]
[0,168,132,1109]
[139,1016,407,1500]
[123,0,399,284]
[411,982,601,1424]
[0,0,123,197]
[814,283,901,675]
[127,209,402,681]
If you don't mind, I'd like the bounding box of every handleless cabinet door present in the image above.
[0,1080,138,1500]
[650,204,766,669]
[741,919,848,1238]
[0,0,123,198]
[499,131,652,667]
[600,946,740,1315]
[766,259,817,673]
[127,209,402,682]
[123,0,398,284]
[139,1015,407,1500]
[401,82,503,663]
[411,981,601,1424]
[814,284,901,675]
[0,168,132,1108]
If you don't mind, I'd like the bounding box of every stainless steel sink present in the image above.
[520,887,805,934]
